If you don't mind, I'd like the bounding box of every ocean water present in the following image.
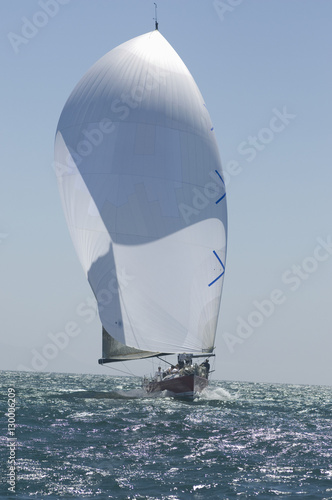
[1,371,331,499]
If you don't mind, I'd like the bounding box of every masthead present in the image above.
[154,3,158,30]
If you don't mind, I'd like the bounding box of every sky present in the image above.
[1,0,331,386]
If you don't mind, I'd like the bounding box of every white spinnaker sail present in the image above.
[54,30,227,358]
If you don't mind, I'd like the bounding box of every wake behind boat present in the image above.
[54,16,227,394]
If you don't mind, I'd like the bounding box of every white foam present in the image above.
[198,386,236,401]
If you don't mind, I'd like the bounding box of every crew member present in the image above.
[201,358,210,374]
[155,366,162,381]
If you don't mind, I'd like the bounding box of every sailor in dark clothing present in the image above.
[201,358,210,374]
[178,354,185,369]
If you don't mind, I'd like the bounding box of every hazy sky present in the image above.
[1,0,331,386]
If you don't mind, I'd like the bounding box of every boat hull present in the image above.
[144,373,208,400]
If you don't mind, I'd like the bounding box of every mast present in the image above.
[154,2,158,30]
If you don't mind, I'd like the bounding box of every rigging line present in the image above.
[157,355,174,366]
[121,361,136,377]
[104,363,137,377]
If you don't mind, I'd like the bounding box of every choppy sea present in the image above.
[1,371,331,499]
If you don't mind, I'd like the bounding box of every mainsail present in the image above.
[54,29,227,363]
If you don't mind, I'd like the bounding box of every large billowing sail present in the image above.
[54,30,227,362]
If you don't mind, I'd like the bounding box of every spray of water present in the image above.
[197,386,236,401]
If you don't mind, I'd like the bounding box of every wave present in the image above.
[57,389,147,400]
[197,386,237,401]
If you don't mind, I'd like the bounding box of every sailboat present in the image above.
[54,19,227,400]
